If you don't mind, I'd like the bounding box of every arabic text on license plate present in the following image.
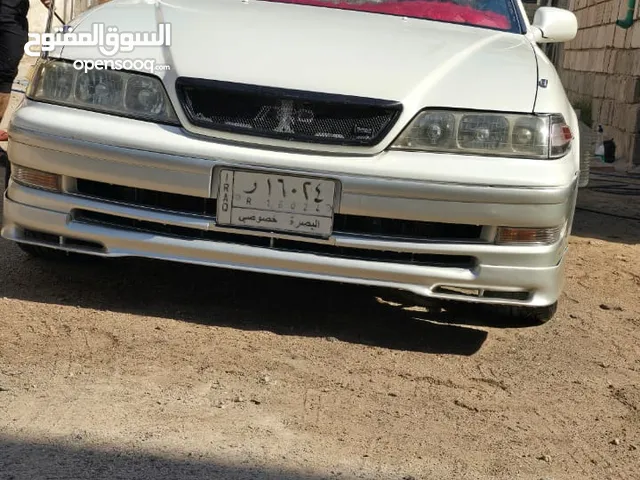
[216,170,336,237]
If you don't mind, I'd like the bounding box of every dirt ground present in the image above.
[0,167,639,480]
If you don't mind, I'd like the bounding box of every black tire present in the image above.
[375,288,558,326]
[17,242,74,260]
[17,242,98,264]
[493,302,558,326]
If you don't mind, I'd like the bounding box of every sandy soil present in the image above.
[0,168,639,480]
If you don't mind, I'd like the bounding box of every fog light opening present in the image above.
[495,225,564,245]
[433,286,482,298]
[22,229,104,252]
[483,290,531,301]
[12,166,62,192]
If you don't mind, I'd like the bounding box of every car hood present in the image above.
[59,0,539,113]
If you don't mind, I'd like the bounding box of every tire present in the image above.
[17,242,74,260]
[493,302,558,326]
[17,242,98,264]
[375,288,558,326]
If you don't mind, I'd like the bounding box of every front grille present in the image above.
[175,78,402,146]
[332,215,481,241]
[73,211,476,269]
[76,179,216,217]
[75,179,483,243]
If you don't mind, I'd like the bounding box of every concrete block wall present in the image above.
[27,0,50,34]
[561,0,640,166]
[27,0,105,31]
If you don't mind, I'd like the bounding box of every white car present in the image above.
[2,0,582,323]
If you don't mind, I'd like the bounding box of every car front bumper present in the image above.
[2,102,579,307]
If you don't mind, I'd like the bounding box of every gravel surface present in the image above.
[1,168,639,479]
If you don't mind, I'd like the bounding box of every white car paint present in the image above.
[64,1,539,108]
[55,0,542,152]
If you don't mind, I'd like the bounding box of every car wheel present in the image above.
[375,288,558,326]
[17,242,74,260]
[17,242,98,264]
[494,302,558,326]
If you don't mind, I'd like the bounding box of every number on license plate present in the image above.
[216,169,337,237]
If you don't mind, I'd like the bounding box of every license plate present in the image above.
[216,169,337,237]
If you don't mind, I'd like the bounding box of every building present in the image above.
[560,0,640,168]
[27,0,105,32]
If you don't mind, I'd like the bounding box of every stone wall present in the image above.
[28,0,105,31]
[561,0,640,166]
[27,1,48,33]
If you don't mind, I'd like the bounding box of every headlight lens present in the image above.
[392,110,572,159]
[27,60,180,125]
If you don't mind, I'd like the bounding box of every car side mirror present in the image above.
[531,7,578,43]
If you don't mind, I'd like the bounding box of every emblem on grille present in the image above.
[255,100,315,133]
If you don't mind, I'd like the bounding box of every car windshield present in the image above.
[259,0,521,32]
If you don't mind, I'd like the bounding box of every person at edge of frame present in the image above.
[1,0,52,151]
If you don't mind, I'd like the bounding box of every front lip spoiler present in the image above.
[2,194,566,307]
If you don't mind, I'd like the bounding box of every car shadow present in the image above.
[0,435,353,480]
[0,247,491,356]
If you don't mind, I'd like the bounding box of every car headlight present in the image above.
[26,59,180,125]
[391,109,572,159]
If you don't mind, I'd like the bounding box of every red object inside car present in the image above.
[266,0,511,30]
